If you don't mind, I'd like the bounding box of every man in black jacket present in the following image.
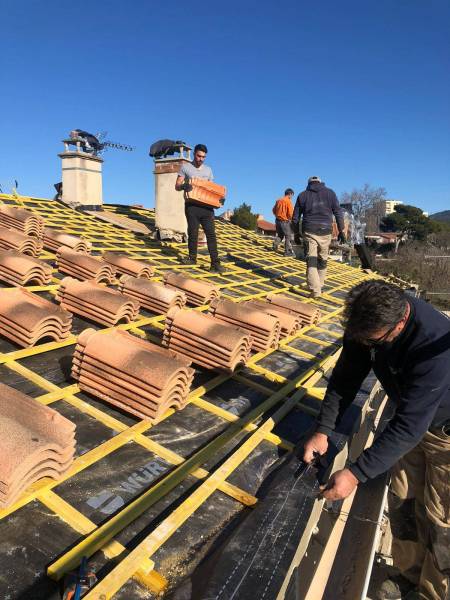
[293,176,346,298]
[303,281,450,600]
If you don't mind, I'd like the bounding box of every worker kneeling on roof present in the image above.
[303,281,450,600]
[175,143,224,273]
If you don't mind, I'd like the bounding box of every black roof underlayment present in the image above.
[0,194,384,599]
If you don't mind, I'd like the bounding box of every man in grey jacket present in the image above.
[293,176,346,298]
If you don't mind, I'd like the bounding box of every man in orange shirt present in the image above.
[272,188,295,256]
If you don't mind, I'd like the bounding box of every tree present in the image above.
[381,204,439,241]
[230,203,258,230]
[340,183,387,232]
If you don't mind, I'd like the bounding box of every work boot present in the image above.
[180,256,196,265]
[377,574,417,600]
[210,262,225,273]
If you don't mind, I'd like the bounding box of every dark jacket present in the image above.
[316,296,450,482]
[292,181,344,235]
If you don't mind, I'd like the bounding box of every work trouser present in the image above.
[303,231,332,295]
[274,219,294,255]
[389,429,450,600]
[185,203,219,264]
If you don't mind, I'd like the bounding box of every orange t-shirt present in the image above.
[272,196,294,221]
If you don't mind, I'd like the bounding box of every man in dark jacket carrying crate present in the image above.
[303,281,450,600]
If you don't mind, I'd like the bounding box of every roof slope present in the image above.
[0,193,377,599]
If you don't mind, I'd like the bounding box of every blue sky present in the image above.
[1,0,449,217]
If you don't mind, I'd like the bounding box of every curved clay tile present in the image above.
[243,300,301,338]
[210,298,281,352]
[0,382,75,508]
[0,287,72,347]
[56,277,140,326]
[186,179,226,208]
[118,275,186,314]
[102,252,155,279]
[0,205,45,237]
[0,225,43,257]
[265,293,321,325]
[42,228,91,254]
[163,271,220,306]
[0,249,53,286]
[163,307,252,371]
[71,328,194,421]
[56,247,116,283]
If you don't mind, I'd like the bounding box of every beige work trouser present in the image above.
[389,430,450,600]
[303,232,332,295]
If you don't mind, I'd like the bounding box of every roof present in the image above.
[0,192,377,599]
[257,218,276,231]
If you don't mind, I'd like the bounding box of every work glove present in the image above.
[338,232,347,244]
[182,176,193,193]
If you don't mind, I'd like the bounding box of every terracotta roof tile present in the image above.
[0,205,45,237]
[56,277,140,326]
[42,228,92,254]
[71,328,194,421]
[119,275,186,314]
[0,225,43,257]
[164,271,220,306]
[186,179,226,208]
[0,287,72,347]
[56,247,116,283]
[0,249,52,286]
[257,219,276,232]
[163,307,252,371]
[0,382,75,507]
[242,300,301,337]
[102,251,155,279]
[210,298,281,352]
[266,294,321,325]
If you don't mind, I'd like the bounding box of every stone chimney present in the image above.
[59,138,103,209]
[153,143,192,241]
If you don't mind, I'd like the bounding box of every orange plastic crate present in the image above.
[187,179,226,208]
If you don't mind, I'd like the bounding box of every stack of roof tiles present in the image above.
[42,228,92,253]
[186,179,226,208]
[118,275,186,314]
[164,272,220,306]
[0,288,72,347]
[56,277,140,326]
[71,328,194,421]
[0,225,43,257]
[0,249,52,286]
[56,247,116,283]
[0,382,75,508]
[102,251,155,279]
[242,300,301,338]
[266,293,321,325]
[210,298,280,352]
[163,307,252,371]
[0,205,45,237]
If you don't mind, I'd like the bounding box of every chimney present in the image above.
[153,143,192,241]
[59,136,103,209]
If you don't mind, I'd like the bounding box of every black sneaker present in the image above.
[210,262,225,273]
[180,256,196,265]
[377,574,416,600]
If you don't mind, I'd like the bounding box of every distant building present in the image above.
[378,200,403,216]
[219,209,234,221]
[256,218,276,236]
[366,232,404,245]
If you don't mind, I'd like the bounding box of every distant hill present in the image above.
[430,210,450,222]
